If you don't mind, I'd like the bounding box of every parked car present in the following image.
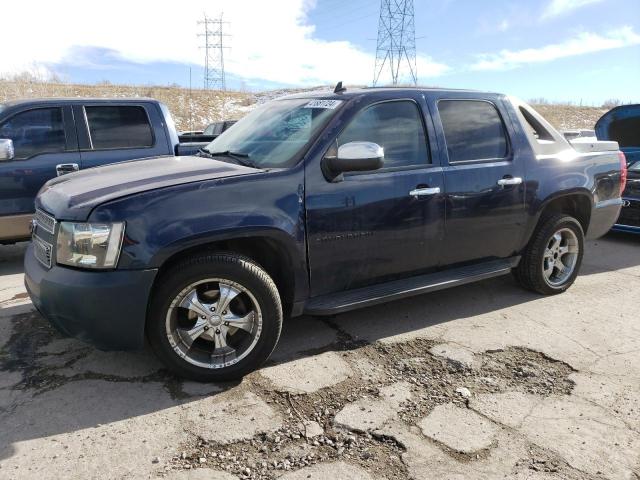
[595,104,640,233]
[179,120,237,143]
[0,98,206,244]
[25,86,625,381]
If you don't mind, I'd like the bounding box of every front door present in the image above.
[431,96,526,265]
[305,97,445,296]
[0,105,79,220]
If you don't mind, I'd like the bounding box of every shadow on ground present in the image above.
[0,232,637,463]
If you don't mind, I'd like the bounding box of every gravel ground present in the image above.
[1,232,639,479]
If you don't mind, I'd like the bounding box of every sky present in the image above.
[1,0,639,104]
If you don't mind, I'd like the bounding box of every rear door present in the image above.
[0,105,79,218]
[74,102,170,169]
[429,94,526,265]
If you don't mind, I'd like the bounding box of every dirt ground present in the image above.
[1,233,639,480]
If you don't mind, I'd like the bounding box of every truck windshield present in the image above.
[203,98,342,168]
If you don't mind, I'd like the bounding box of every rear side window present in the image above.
[85,106,153,149]
[338,100,429,168]
[0,108,66,159]
[438,100,508,163]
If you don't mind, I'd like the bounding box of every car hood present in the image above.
[37,155,259,220]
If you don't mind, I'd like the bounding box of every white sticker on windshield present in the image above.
[303,99,343,109]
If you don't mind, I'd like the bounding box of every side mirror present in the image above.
[0,139,14,161]
[323,141,384,181]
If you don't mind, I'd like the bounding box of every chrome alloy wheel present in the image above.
[165,278,263,369]
[542,228,579,287]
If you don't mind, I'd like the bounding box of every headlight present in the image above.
[56,222,125,269]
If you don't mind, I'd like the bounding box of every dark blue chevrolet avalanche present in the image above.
[24,87,626,381]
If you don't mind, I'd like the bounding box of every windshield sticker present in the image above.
[303,99,343,109]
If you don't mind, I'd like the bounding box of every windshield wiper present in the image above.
[198,148,257,168]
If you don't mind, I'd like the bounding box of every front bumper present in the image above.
[24,243,158,350]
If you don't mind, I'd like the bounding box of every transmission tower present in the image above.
[198,14,229,90]
[373,0,417,86]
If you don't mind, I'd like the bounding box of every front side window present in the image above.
[338,101,429,169]
[0,108,66,159]
[85,106,153,149]
[438,100,508,163]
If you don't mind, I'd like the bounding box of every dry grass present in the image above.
[0,80,253,131]
[0,79,609,131]
[529,104,608,131]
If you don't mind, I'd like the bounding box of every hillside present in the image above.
[0,79,608,132]
[529,104,608,131]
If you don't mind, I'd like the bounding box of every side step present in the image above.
[304,257,520,316]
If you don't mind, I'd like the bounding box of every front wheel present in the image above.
[514,214,584,295]
[147,253,282,382]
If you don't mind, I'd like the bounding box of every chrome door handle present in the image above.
[56,163,79,176]
[409,187,440,197]
[497,177,523,186]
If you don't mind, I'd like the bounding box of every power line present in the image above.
[198,13,229,90]
[373,0,417,86]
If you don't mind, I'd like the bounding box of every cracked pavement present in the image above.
[0,233,639,479]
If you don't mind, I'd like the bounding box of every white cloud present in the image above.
[0,0,448,87]
[541,0,604,19]
[471,26,640,71]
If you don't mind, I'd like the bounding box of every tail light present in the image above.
[619,151,628,195]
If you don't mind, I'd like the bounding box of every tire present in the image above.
[147,252,282,382]
[514,213,584,295]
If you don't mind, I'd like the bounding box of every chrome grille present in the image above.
[33,235,53,268]
[35,209,56,234]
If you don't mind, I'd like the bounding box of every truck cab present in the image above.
[0,98,194,243]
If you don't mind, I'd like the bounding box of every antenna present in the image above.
[373,0,417,86]
[198,13,229,90]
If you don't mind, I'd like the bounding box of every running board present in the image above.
[304,257,520,316]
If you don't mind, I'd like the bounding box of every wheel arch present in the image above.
[536,190,593,233]
[150,229,308,316]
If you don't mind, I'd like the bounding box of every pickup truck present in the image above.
[24,87,625,381]
[0,98,204,243]
[179,120,237,143]
[595,104,640,233]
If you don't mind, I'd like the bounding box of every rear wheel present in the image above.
[147,253,282,381]
[514,214,584,295]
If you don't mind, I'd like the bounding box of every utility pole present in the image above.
[198,13,229,90]
[373,0,417,86]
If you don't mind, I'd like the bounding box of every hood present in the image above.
[37,155,258,220]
